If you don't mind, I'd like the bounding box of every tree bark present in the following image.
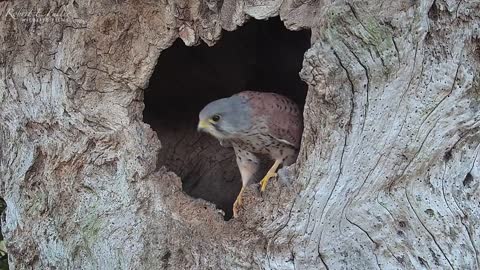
[0,0,479,269]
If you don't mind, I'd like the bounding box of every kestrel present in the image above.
[198,91,303,218]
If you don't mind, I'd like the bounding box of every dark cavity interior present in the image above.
[144,17,310,220]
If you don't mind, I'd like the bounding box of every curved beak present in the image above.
[197,119,210,132]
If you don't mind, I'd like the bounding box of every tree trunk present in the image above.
[1,0,479,269]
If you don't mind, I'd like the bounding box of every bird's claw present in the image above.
[260,172,278,192]
[233,195,242,218]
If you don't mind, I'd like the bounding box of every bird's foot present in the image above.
[233,188,244,218]
[260,171,278,192]
[233,196,242,218]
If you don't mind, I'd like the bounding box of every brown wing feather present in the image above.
[235,91,303,148]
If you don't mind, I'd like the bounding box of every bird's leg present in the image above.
[233,186,244,218]
[232,148,259,218]
[260,159,282,192]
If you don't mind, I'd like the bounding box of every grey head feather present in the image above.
[199,95,252,139]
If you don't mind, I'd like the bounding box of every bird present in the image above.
[197,91,303,218]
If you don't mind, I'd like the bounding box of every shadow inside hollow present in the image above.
[144,17,310,220]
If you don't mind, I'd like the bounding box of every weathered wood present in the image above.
[0,0,478,269]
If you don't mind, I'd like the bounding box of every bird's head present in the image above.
[198,95,251,140]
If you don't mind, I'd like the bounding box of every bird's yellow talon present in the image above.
[260,172,278,192]
[233,197,242,218]
[233,187,244,218]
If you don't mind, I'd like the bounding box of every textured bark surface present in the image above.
[0,0,479,269]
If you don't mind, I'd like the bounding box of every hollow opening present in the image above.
[144,17,310,220]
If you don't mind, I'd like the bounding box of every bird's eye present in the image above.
[211,115,221,122]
